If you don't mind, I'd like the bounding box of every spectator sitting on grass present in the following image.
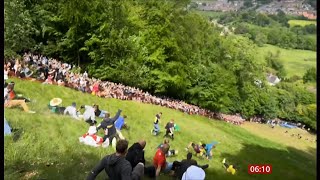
[48,98,65,114]
[157,138,178,157]
[64,102,80,120]
[125,140,146,168]
[4,84,35,113]
[87,139,144,180]
[153,143,174,177]
[80,105,97,124]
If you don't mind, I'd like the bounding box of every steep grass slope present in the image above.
[4,78,316,180]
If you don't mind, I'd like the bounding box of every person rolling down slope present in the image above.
[222,158,237,175]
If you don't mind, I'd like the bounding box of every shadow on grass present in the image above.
[5,150,104,180]
[5,143,316,180]
[204,143,316,180]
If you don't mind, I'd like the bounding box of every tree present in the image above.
[4,0,37,58]
[265,51,286,78]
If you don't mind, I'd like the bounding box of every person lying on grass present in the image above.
[64,102,81,120]
[115,115,129,130]
[157,138,178,157]
[93,104,108,118]
[79,122,105,148]
[87,139,144,180]
[222,158,237,175]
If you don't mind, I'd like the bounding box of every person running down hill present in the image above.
[96,109,122,143]
[163,119,175,140]
[151,112,162,136]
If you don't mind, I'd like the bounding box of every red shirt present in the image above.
[153,149,166,169]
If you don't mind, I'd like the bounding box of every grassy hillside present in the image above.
[4,78,316,180]
[288,20,317,27]
[256,44,316,78]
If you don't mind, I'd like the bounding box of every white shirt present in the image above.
[82,105,95,121]
[4,70,8,80]
[64,106,79,120]
[4,88,9,104]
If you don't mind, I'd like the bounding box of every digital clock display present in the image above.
[248,164,272,174]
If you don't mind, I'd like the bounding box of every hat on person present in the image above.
[88,126,97,135]
[49,98,62,106]
[182,165,205,180]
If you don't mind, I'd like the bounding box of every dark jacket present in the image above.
[87,153,135,180]
[175,159,198,180]
[97,109,122,135]
[126,143,145,168]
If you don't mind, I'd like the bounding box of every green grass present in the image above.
[288,20,317,27]
[193,10,225,19]
[255,44,316,78]
[5,78,316,180]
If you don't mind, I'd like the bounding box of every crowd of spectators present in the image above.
[4,52,245,125]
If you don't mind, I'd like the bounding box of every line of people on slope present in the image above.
[5,53,246,126]
[46,97,129,148]
[86,139,238,180]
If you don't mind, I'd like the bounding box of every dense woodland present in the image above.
[5,0,316,130]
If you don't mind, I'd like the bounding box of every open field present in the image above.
[288,20,317,27]
[193,10,225,19]
[255,44,316,78]
[4,78,316,180]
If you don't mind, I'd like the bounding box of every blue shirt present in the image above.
[114,116,125,130]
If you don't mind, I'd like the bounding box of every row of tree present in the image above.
[5,0,316,130]
[217,11,316,51]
